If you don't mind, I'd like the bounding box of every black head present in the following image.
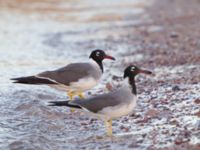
[89,49,115,72]
[124,65,152,79]
[124,65,152,95]
[89,49,115,62]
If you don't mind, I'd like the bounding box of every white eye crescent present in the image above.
[96,52,100,56]
[131,66,135,71]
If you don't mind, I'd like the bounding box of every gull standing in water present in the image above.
[49,65,152,136]
[11,50,115,111]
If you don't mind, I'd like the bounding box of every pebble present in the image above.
[195,120,200,130]
[194,99,200,104]
[172,85,181,91]
[112,75,123,81]
[120,125,130,132]
[95,135,104,139]
[128,141,139,148]
[170,32,179,38]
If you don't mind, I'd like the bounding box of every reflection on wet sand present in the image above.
[0,0,149,22]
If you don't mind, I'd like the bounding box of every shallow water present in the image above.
[0,0,154,149]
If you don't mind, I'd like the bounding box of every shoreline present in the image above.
[0,0,200,149]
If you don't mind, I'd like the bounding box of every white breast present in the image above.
[98,96,137,120]
[69,77,99,91]
[48,59,102,92]
[48,77,99,92]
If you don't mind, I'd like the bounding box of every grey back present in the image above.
[71,85,133,113]
[38,63,101,86]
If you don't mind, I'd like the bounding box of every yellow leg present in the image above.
[68,92,75,113]
[78,92,85,99]
[105,119,112,137]
[68,92,73,100]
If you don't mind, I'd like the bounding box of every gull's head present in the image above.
[89,49,116,62]
[124,65,152,79]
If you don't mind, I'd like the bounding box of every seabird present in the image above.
[49,65,152,136]
[11,49,115,108]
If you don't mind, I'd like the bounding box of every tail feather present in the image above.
[11,76,57,84]
[48,101,82,109]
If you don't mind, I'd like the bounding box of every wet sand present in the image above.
[0,0,200,149]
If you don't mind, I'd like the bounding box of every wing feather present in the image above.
[38,63,92,86]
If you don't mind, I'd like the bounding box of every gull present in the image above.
[11,49,115,111]
[49,65,152,136]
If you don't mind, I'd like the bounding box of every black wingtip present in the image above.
[10,78,19,81]
[48,101,69,107]
[10,76,57,84]
[48,101,59,106]
[48,101,82,109]
[12,80,22,83]
[11,80,28,84]
[48,104,56,106]
[12,81,21,83]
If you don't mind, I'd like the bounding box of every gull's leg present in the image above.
[78,92,85,99]
[68,92,73,100]
[77,92,85,115]
[68,91,75,113]
[105,119,113,137]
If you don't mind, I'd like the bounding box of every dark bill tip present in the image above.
[104,55,116,60]
[139,69,152,75]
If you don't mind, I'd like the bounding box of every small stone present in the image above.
[170,32,179,38]
[96,135,103,139]
[194,111,200,117]
[128,141,139,148]
[194,99,200,104]
[87,91,92,95]
[112,75,123,81]
[195,120,200,130]
[174,137,183,145]
[171,133,176,136]
[172,85,181,91]
[169,119,179,126]
[99,145,110,149]
[174,137,188,145]
[145,109,160,118]
[120,125,130,132]
[162,130,169,134]
[90,118,98,123]
[142,134,147,138]
[106,82,113,91]
[81,122,88,126]
[130,113,141,118]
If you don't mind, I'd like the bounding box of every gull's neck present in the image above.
[89,58,103,73]
[124,76,137,95]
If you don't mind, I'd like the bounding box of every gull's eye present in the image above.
[131,66,135,72]
[96,52,100,56]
